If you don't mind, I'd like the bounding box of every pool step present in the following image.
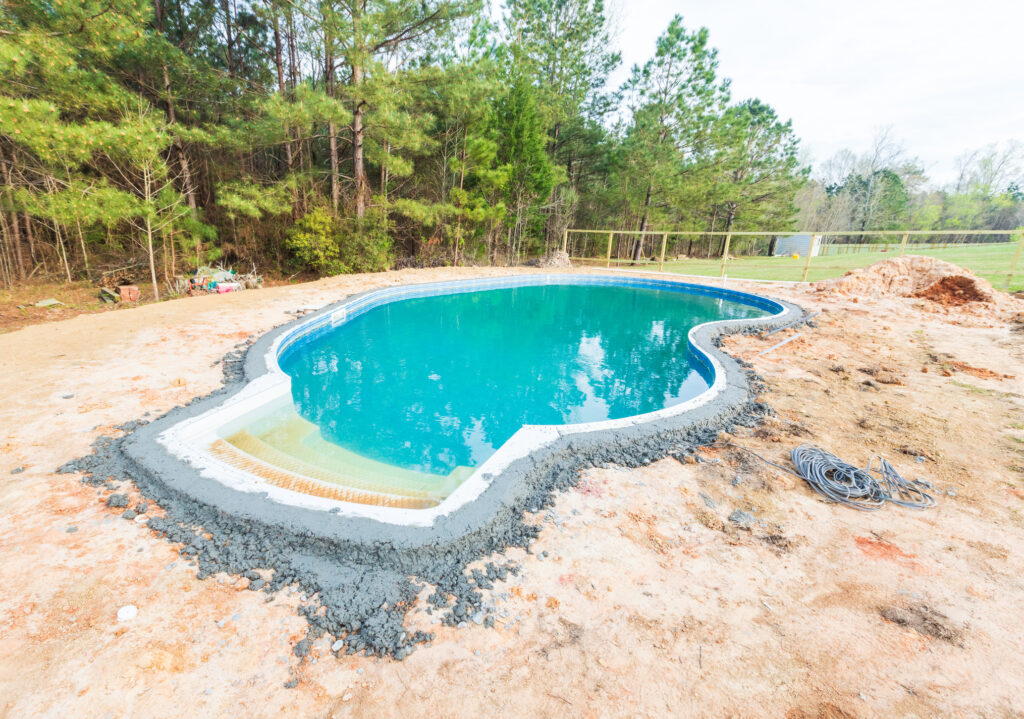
[215,409,473,507]
[225,428,447,500]
[209,439,436,509]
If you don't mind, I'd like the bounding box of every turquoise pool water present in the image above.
[278,283,768,477]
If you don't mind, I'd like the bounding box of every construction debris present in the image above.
[538,250,572,269]
[118,285,140,302]
[186,265,263,295]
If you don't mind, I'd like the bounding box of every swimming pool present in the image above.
[153,274,791,526]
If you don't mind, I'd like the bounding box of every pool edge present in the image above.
[115,272,804,550]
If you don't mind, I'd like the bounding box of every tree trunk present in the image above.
[146,216,159,301]
[633,184,652,262]
[142,164,160,300]
[0,152,25,280]
[23,213,36,265]
[54,221,72,283]
[324,25,340,213]
[719,204,736,256]
[272,9,298,217]
[352,61,367,218]
[155,0,200,265]
[74,216,90,281]
[220,0,235,77]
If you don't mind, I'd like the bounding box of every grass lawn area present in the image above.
[582,242,1024,291]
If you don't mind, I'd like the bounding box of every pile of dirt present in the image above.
[912,275,991,306]
[816,255,994,304]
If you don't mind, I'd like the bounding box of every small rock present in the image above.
[728,509,755,530]
[136,501,148,514]
[106,493,129,508]
[116,605,138,622]
[10,467,24,475]
[332,639,344,652]
[699,492,717,509]
[66,526,78,533]
[472,612,484,625]
[121,509,137,520]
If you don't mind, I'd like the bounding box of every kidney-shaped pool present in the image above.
[155,275,788,521]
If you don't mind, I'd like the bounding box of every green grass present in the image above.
[583,242,1023,290]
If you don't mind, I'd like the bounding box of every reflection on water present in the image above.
[281,284,766,475]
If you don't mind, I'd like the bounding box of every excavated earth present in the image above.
[2,264,1024,717]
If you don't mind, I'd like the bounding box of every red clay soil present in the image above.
[913,275,991,306]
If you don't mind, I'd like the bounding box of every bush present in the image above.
[285,207,347,274]
[336,206,393,273]
[285,206,393,275]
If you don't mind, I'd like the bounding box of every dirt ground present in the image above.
[1,266,1023,718]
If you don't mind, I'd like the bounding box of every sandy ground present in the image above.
[1,266,1023,718]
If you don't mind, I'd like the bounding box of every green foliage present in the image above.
[216,180,293,220]
[336,205,393,273]
[285,207,346,275]
[491,77,560,255]
[285,206,393,275]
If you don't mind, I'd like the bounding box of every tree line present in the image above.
[797,130,1023,235]
[0,1,1020,293]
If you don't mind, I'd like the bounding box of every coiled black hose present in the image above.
[719,441,937,511]
[791,445,936,511]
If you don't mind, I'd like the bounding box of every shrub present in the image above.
[285,206,394,276]
[336,206,393,273]
[285,207,347,275]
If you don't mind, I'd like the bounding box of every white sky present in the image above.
[607,0,1023,185]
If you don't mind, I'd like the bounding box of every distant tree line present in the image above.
[797,129,1024,237]
[0,1,1019,292]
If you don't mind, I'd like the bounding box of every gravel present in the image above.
[106,493,129,508]
[728,509,755,530]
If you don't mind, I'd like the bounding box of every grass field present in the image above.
[579,242,1024,291]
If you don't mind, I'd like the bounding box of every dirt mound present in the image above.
[913,275,990,305]
[817,255,994,304]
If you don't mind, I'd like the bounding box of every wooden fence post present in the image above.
[801,234,817,282]
[658,233,668,271]
[606,231,613,268]
[719,233,732,278]
[899,233,909,255]
[561,228,568,254]
[1006,229,1024,290]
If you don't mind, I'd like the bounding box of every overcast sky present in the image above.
[606,0,1023,185]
